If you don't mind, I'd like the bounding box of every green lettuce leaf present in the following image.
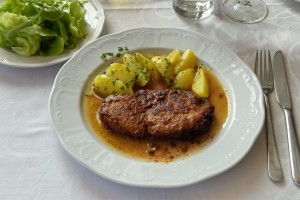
[0,0,87,56]
[39,36,64,56]
[11,25,41,56]
[0,12,29,29]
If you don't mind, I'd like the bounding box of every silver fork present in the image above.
[255,50,284,181]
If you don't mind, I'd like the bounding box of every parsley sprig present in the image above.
[100,46,129,61]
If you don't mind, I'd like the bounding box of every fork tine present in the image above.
[262,50,266,80]
[254,50,260,77]
[255,49,273,82]
[267,50,273,81]
[262,50,272,81]
[263,50,267,80]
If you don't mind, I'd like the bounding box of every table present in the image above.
[1,0,300,199]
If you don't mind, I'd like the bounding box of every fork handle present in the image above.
[264,94,284,181]
[283,108,300,185]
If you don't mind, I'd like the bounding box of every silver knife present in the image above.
[273,51,300,185]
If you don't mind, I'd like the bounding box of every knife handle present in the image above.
[284,108,300,185]
[264,94,283,181]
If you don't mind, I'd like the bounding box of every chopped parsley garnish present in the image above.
[100,53,106,59]
[106,52,114,56]
[100,47,129,61]
[134,74,139,81]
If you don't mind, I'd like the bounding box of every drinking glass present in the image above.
[222,0,268,23]
[173,0,215,20]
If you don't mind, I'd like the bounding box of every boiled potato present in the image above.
[174,49,196,74]
[123,53,150,86]
[106,63,135,87]
[191,66,210,98]
[151,56,167,75]
[151,55,175,87]
[134,52,161,81]
[91,49,210,98]
[93,74,133,97]
[166,49,181,65]
[173,68,196,90]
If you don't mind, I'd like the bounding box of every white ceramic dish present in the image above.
[0,0,105,68]
[49,28,265,188]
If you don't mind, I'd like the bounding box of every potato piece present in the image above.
[173,68,196,90]
[106,63,135,87]
[93,74,133,97]
[123,53,150,86]
[134,52,161,81]
[151,55,175,87]
[166,49,181,65]
[191,66,210,98]
[174,49,196,74]
[151,56,166,75]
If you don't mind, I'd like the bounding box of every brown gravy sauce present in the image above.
[82,69,228,163]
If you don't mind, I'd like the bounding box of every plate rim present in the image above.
[49,27,265,188]
[0,0,105,68]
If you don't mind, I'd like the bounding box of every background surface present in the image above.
[1,0,300,199]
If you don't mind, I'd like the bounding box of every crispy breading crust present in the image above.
[99,89,214,139]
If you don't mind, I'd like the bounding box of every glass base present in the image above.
[173,0,214,20]
[223,0,268,23]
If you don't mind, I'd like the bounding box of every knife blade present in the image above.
[273,50,300,185]
[273,51,292,109]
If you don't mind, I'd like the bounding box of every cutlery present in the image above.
[255,50,283,181]
[273,50,300,185]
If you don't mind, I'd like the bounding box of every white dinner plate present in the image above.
[49,28,265,188]
[0,0,105,68]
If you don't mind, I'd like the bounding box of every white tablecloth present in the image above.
[1,0,300,199]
